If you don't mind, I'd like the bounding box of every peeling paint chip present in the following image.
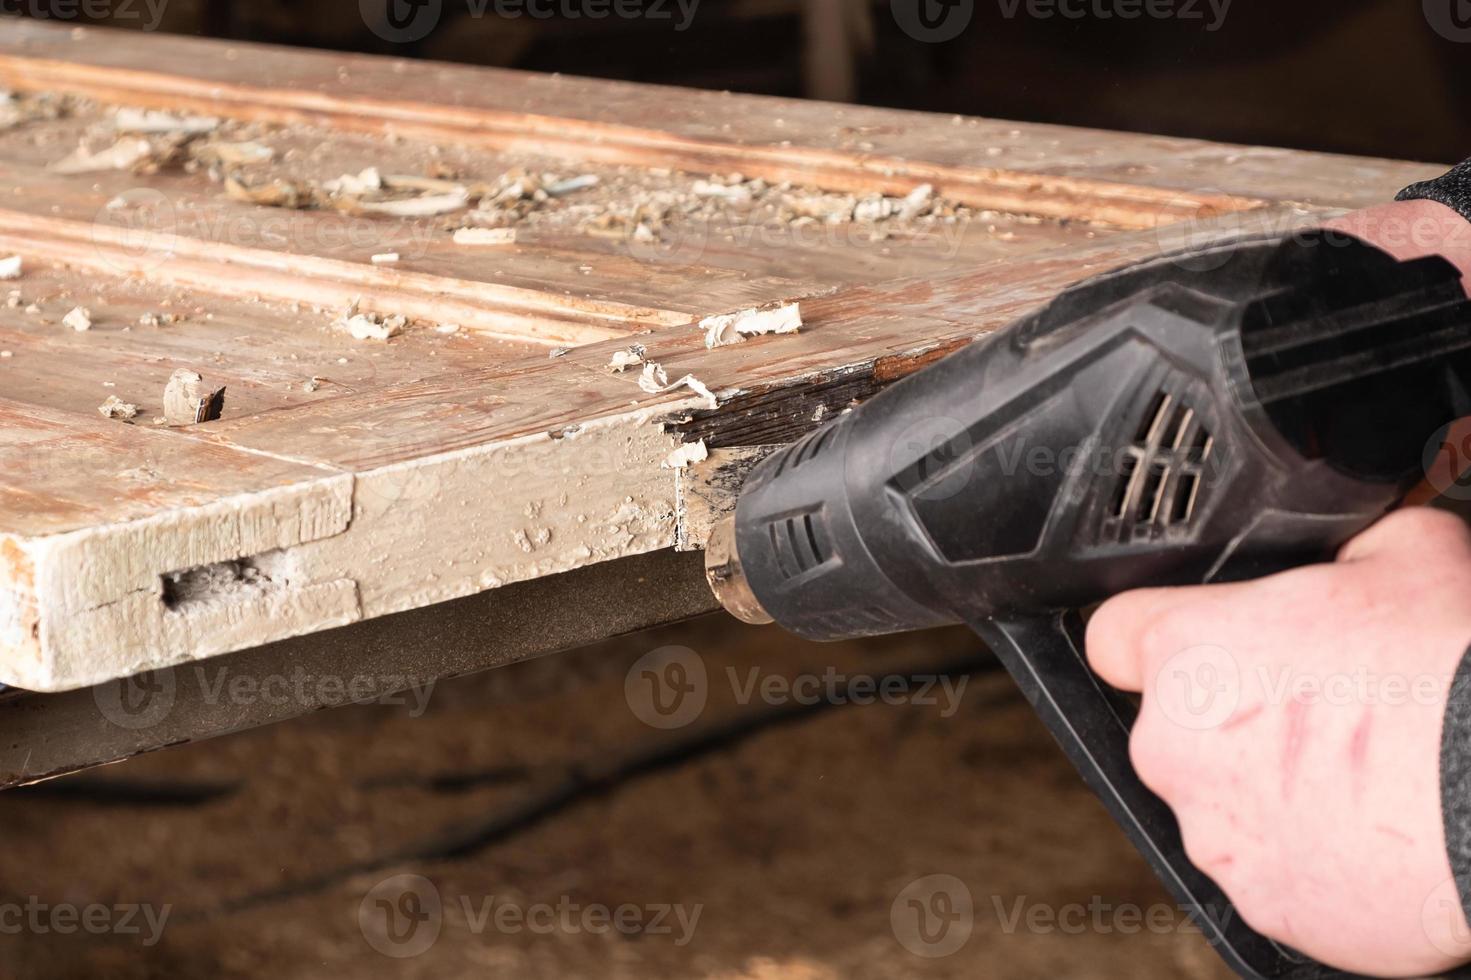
[337,299,408,341]
[453,227,517,246]
[97,395,139,421]
[370,252,400,265]
[607,344,647,372]
[164,369,226,425]
[50,137,153,175]
[662,439,709,469]
[62,306,92,332]
[0,255,20,280]
[638,361,719,409]
[701,302,802,349]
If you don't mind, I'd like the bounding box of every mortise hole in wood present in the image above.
[160,552,294,611]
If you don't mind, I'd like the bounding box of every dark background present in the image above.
[9,0,1471,163]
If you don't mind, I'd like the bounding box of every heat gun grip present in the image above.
[969,611,1359,980]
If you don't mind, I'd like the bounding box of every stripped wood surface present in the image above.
[0,20,1443,690]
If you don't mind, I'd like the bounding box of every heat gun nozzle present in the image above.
[704,516,774,625]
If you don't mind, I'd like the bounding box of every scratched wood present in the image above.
[0,21,1441,691]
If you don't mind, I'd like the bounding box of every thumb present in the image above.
[1085,587,1196,693]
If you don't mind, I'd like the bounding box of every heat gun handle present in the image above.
[970,612,1357,980]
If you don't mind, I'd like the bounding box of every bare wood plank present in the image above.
[0,175,685,347]
[0,22,1275,228]
[0,397,359,690]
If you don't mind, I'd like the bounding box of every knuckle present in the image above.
[1389,506,1468,547]
[1139,610,1191,660]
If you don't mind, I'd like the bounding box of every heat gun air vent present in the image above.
[771,424,840,478]
[1105,389,1213,543]
[766,509,832,581]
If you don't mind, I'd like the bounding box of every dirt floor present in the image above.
[0,614,1234,979]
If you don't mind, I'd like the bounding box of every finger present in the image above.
[1337,506,1471,564]
[1086,586,1198,692]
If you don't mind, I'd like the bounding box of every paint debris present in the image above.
[113,107,219,135]
[224,176,313,209]
[662,439,710,469]
[452,227,517,246]
[607,344,648,373]
[342,311,407,341]
[97,395,139,421]
[5,290,19,308]
[0,351,11,359]
[549,347,570,359]
[163,369,226,425]
[322,167,382,196]
[638,362,719,409]
[192,140,274,167]
[0,255,20,280]
[692,180,753,206]
[358,190,470,218]
[62,306,92,332]
[50,137,153,175]
[435,323,460,335]
[544,174,600,197]
[898,183,935,220]
[370,252,400,265]
[701,302,803,348]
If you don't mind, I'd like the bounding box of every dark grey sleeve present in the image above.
[1398,159,1471,223]
[1441,647,1471,919]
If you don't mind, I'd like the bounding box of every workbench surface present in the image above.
[0,19,1439,690]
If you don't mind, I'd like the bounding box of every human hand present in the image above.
[1087,507,1471,977]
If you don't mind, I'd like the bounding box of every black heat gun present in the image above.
[703,230,1471,979]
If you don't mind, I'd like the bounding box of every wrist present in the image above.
[1324,199,1471,283]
